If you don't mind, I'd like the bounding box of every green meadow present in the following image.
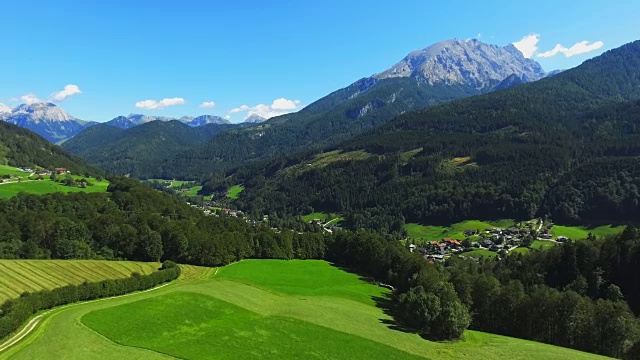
[226,184,244,199]
[551,224,625,240]
[0,177,109,199]
[1,260,610,360]
[0,165,31,178]
[460,249,498,258]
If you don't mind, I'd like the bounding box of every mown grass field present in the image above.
[405,219,514,241]
[226,184,244,199]
[552,224,625,240]
[0,177,109,199]
[1,259,610,360]
[0,260,159,304]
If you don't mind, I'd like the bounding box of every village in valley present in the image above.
[406,219,573,262]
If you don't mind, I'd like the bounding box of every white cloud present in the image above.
[537,40,604,58]
[135,97,186,110]
[228,98,302,120]
[271,98,300,110]
[513,33,540,58]
[200,101,216,108]
[51,84,81,102]
[20,93,42,105]
[229,105,250,113]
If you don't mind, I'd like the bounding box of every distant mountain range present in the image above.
[60,38,559,178]
[105,114,230,129]
[0,103,95,143]
[0,102,231,143]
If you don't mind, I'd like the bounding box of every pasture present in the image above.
[552,224,624,240]
[0,260,159,304]
[1,260,610,360]
[0,177,109,199]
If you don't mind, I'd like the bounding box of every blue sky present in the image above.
[0,0,638,123]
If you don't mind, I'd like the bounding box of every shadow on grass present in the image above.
[371,292,414,334]
[326,262,441,340]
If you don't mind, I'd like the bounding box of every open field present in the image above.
[552,224,625,240]
[184,185,203,196]
[531,240,556,250]
[0,177,109,199]
[405,219,514,242]
[0,166,31,178]
[1,259,610,360]
[459,249,498,258]
[510,247,531,256]
[0,260,159,304]
[300,212,343,224]
[301,212,329,222]
[226,184,244,199]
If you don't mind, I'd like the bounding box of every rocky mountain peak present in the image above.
[375,39,546,89]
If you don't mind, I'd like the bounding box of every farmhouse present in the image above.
[443,238,461,249]
[55,168,69,174]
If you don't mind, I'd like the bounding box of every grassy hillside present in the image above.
[2,260,609,359]
[0,260,159,304]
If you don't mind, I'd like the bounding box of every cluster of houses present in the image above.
[413,226,551,262]
[19,167,69,176]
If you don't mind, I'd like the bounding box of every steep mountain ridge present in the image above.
[375,39,546,88]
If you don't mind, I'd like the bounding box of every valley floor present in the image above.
[0,260,610,360]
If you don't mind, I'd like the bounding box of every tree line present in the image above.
[0,261,180,341]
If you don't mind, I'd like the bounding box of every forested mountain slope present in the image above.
[63,120,238,178]
[0,121,100,176]
[151,39,548,179]
[220,40,640,230]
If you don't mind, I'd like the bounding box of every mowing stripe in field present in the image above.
[0,260,160,305]
[60,262,106,282]
[8,262,61,289]
[0,263,43,294]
